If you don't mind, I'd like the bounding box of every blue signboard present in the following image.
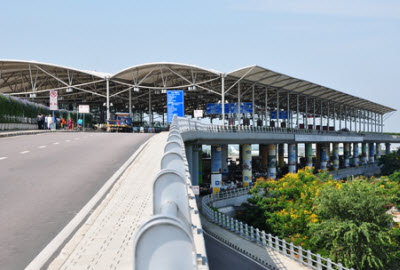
[270,111,291,119]
[167,90,184,123]
[205,103,253,115]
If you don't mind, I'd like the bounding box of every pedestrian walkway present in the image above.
[48,132,168,270]
[0,129,55,138]
[200,215,310,270]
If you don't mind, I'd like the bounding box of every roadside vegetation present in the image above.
[237,165,400,269]
[0,93,93,125]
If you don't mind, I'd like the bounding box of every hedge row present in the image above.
[0,93,93,125]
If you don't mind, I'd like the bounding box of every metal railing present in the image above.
[133,116,208,270]
[201,188,354,270]
[177,117,363,137]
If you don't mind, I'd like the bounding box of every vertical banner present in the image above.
[167,90,184,123]
[211,145,222,193]
[49,90,58,110]
[242,144,252,187]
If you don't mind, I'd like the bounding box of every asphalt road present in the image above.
[204,233,269,270]
[0,132,153,270]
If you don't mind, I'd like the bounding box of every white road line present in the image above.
[0,157,7,160]
[66,140,71,142]
[20,151,30,154]
[25,136,153,270]
[53,142,60,145]
[38,146,47,149]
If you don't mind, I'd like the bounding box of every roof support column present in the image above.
[333,103,336,131]
[221,75,225,126]
[381,114,384,133]
[305,97,308,128]
[287,92,290,128]
[345,106,348,130]
[313,98,316,130]
[106,77,110,121]
[349,107,352,132]
[237,83,241,124]
[276,90,280,128]
[363,110,366,132]
[320,100,323,130]
[339,105,342,130]
[129,87,132,118]
[327,102,330,130]
[374,112,377,132]
[149,89,152,126]
[252,85,255,126]
[265,87,268,126]
[296,94,299,129]
[358,109,361,132]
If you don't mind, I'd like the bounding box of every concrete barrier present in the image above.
[133,116,208,270]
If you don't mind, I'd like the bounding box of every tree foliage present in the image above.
[379,149,400,176]
[237,169,400,269]
[310,180,394,269]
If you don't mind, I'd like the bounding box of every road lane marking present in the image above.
[53,142,60,145]
[20,151,30,154]
[0,157,7,160]
[66,140,71,142]
[38,146,47,149]
[25,136,153,270]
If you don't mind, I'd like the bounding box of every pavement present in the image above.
[46,132,168,270]
[0,131,153,270]
[0,129,57,137]
[200,215,310,270]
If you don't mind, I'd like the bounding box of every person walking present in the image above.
[68,118,73,130]
[47,114,53,129]
[61,118,66,129]
[44,115,49,129]
[36,114,42,129]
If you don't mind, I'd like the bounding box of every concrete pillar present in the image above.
[192,145,200,186]
[199,148,203,185]
[369,143,375,164]
[385,143,391,155]
[242,144,252,187]
[361,143,368,165]
[320,143,328,171]
[221,144,229,180]
[305,143,313,168]
[239,144,243,167]
[211,145,222,193]
[288,143,297,173]
[267,144,277,179]
[260,144,268,171]
[316,144,321,168]
[376,143,381,159]
[344,143,350,168]
[332,143,339,170]
[185,144,193,176]
[278,143,285,169]
[353,143,359,167]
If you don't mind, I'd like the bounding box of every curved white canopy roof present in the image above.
[0,60,395,115]
[227,65,395,114]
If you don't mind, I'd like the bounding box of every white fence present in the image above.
[201,188,355,270]
[176,117,363,137]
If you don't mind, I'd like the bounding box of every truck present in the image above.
[107,112,133,132]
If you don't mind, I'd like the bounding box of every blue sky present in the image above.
[1,0,399,131]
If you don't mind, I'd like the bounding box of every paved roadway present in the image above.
[0,132,153,270]
[204,233,268,270]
